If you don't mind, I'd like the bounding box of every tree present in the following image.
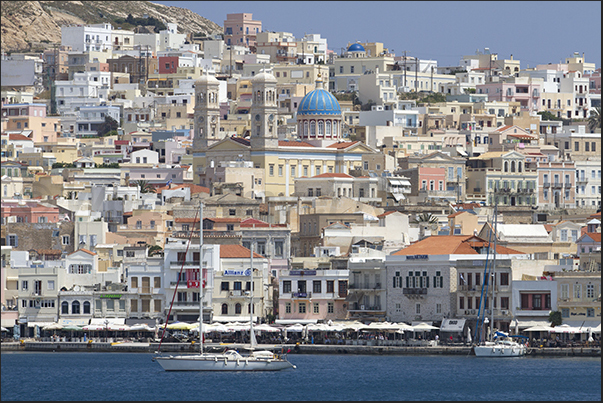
[97,116,118,137]
[587,106,601,132]
[147,245,163,257]
[131,179,154,193]
[549,311,562,327]
[537,111,562,121]
[413,213,439,240]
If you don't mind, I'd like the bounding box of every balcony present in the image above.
[552,182,563,189]
[170,261,200,267]
[576,177,588,184]
[403,288,427,295]
[543,182,551,188]
[292,292,312,299]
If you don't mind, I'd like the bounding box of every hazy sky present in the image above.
[152,1,601,69]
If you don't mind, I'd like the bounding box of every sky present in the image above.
[152,1,601,69]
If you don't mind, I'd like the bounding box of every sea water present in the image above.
[1,352,600,401]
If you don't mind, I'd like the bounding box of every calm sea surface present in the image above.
[1,352,600,401]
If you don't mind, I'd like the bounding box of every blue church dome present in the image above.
[348,43,365,52]
[297,88,341,116]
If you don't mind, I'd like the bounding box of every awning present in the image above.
[562,320,601,329]
[388,178,411,187]
[275,319,318,325]
[392,193,405,202]
[211,315,258,323]
[58,318,90,326]
[125,318,157,327]
[440,318,466,332]
[27,322,55,328]
[509,319,551,329]
[89,318,125,326]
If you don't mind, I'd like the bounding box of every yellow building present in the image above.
[193,71,378,199]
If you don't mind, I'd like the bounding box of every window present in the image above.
[269,164,274,176]
[587,308,595,317]
[313,303,319,314]
[285,302,291,314]
[415,303,420,314]
[573,284,581,299]
[298,302,306,314]
[500,273,509,286]
[62,235,70,245]
[561,308,569,318]
[283,280,291,293]
[313,280,321,293]
[221,282,229,291]
[274,240,284,258]
[229,209,236,216]
[72,301,80,314]
[61,301,69,314]
[586,284,594,299]
[327,302,334,314]
[326,280,334,293]
[278,165,283,176]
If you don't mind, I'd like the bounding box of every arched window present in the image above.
[504,161,509,172]
[325,120,332,137]
[221,303,228,315]
[235,303,242,314]
[83,301,91,314]
[518,161,522,172]
[332,121,338,137]
[318,120,324,137]
[310,121,316,137]
[304,121,309,138]
[299,122,303,137]
[61,301,69,314]
[511,161,516,172]
[72,300,80,314]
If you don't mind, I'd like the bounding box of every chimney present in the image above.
[510,54,513,60]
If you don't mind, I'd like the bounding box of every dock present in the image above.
[1,341,600,357]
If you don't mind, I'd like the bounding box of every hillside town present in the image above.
[1,12,601,344]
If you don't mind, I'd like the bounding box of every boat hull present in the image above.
[474,343,526,357]
[154,354,295,371]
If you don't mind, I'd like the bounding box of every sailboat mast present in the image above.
[199,202,203,355]
[250,243,255,348]
[490,199,498,341]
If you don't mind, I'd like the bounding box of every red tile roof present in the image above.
[392,235,525,256]
[206,217,241,223]
[9,133,33,141]
[154,183,210,194]
[377,211,397,218]
[230,136,250,146]
[220,244,263,259]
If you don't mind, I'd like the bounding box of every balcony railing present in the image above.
[564,182,572,188]
[292,292,312,299]
[543,182,551,188]
[552,182,563,189]
[403,288,427,295]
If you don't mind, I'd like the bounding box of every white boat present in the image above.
[472,198,526,358]
[474,333,527,357]
[154,202,295,371]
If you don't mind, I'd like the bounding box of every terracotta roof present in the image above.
[493,125,513,132]
[448,211,468,218]
[326,141,359,149]
[278,140,315,147]
[220,244,263,259]
[69,248,96,256]
[9,133,33,141]
[377,211,397,218]
[583,232,601,242]
[543,224,554,233]
[34,249,62,256]
[175,217,200,223]
[392,235,525,256]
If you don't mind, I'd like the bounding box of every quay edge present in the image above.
[1,341,600,357]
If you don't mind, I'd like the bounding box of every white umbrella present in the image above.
[43,323,63,331]
[467,327,472,344]
[412,322,439,331]
[592,323,601,334]
[550,324,585,334]
[1,326,8,332]
[524,324,555,332]
[128,324,154,332]
[107,323,130,331]
[587,328,594,343]
[254,323,280,333]
[285,323,305,332]
[82,324,105,331]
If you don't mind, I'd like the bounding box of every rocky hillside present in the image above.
[1,1,222,53]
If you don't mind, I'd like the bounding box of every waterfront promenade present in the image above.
[1,340,600,357]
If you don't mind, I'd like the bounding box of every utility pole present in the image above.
[403,50,407,89]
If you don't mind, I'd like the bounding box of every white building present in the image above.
[61,23,114,53]
[55,71,112,113]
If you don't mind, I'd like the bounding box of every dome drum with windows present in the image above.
[296,73,342,141]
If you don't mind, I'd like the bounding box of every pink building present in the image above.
[1,200,60,224]
[535,161,576,209]
[476,79,542,113]
[1,103,60,143]
[418,167,447,192]
[223,13,262,49]
[585,67,601,95]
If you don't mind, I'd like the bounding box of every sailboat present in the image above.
[153,202,295,371]
[473,197,527,357]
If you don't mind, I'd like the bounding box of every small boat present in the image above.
[473,332,527,357]
[153,202,295,371]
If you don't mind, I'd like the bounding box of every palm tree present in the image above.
[413,213,439,240]
[587,106,601,132]
[147,245,163,257]
[131,180,154,193]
